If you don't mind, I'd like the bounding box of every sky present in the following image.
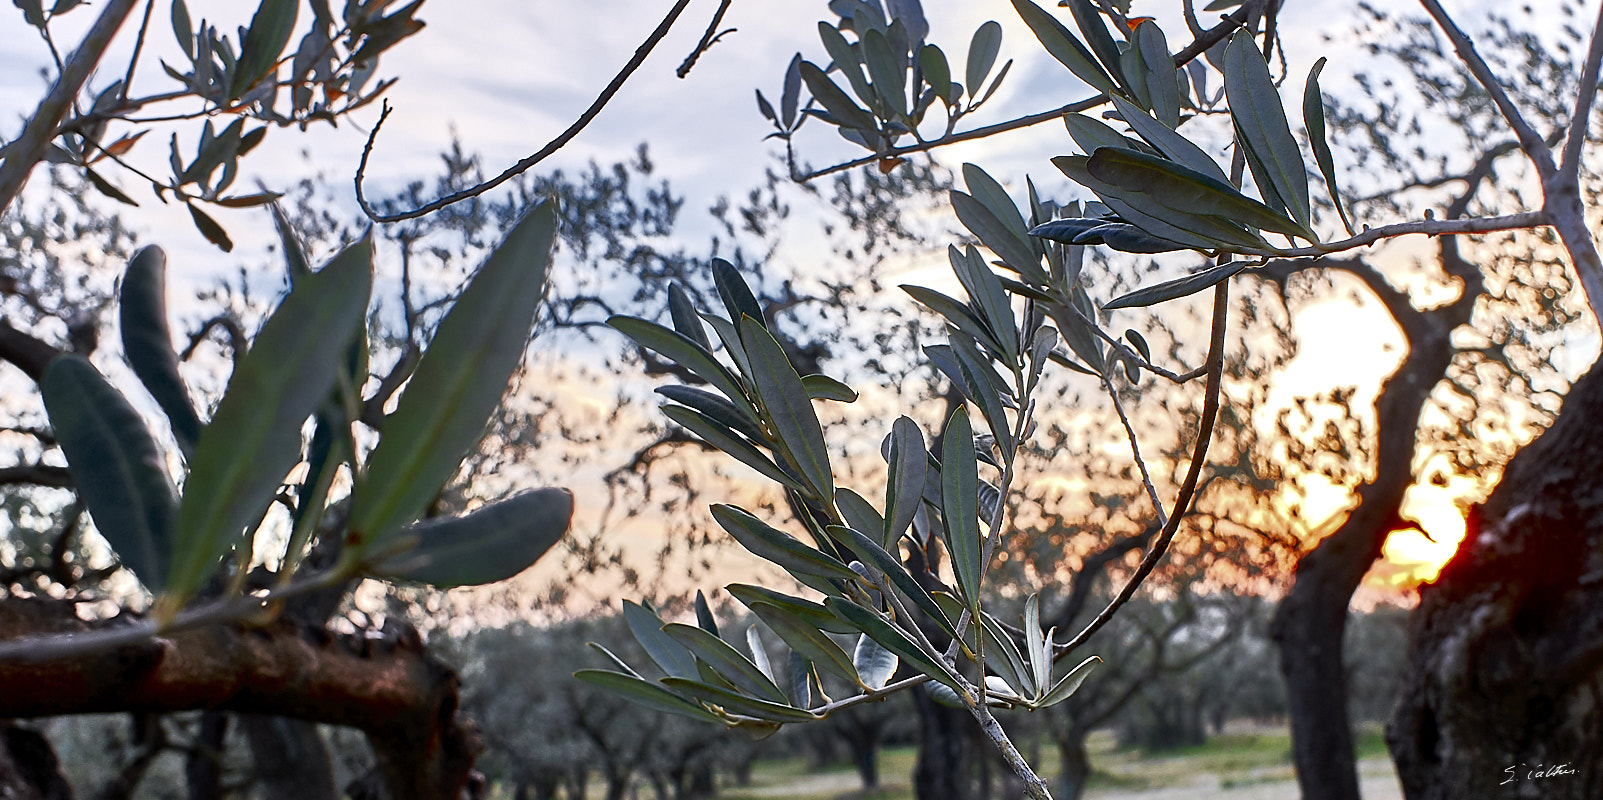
[3,0,1594,608]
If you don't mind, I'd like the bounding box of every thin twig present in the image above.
[180,314,247,368]
[677,0,735,79]
[1560,0,1603,179]
[812,674,929,715]
[0,0,141,216]
[1102,372,1168,528]
[1057,280,1229,655]
[1418,0,1556,178]
[355,0,695,223]
[1241,211,1550,258]
[118,0,156,103]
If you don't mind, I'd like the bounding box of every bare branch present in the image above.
[0,464,72,489]
[1417,0,1556,178]
[359,344,420,430]
[117,0,156,104]
[179,315,247,367]
[1102,373,1167,528]
[0,0,141,216]
[0,316,65,383]
[355,0,696,222]
[1244,211,1550,259]
[1560,0,1603,179]
[677,0,735,79]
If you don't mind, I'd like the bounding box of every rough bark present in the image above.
[1389,360,1603,800]
[0,600,478,800]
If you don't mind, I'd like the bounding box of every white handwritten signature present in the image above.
[1502,763,1579,785]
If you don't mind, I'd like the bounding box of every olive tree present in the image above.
[582,2,1603,799]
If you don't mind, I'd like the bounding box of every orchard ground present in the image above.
[719,723,1402,800]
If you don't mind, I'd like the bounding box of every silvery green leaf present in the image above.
[41,357,178,592]
[573,670,721,723]
[1009,0,1115,94]
[1103,261,1246,310]
[1038,655,1101,707]
[750,601,859,686]
[623,600,698,679]
[741,316,833,499]
[940,407,983,614]
[376,487,571,588]
[966,21,1003,100]
[1304,56,1354,237]
[854,634,899,689]
[747,625,775,682]
[1223,31,1310,228]
[665,623,788,705]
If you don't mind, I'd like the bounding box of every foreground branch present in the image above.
[1246,212,1550,258]
[0,599,477,800]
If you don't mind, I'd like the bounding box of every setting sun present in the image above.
[1383,497,1469,586]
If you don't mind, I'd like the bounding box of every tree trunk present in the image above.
[1055,734,1091,800]
[685,766,713,799]
[1389,362,1603,799]
[912,684,977,800]
[853,740,880,790]
[0,723,73,800]
[98,714,162,800]
[607,770,633,800]
[1267,259,1462,800]
[240,715,337,800]
[185,712,227,800]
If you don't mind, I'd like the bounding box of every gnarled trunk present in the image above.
[1389,361,1603,799]
[1265,254,1465,800]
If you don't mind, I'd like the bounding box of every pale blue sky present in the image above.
[0,0,1389,270]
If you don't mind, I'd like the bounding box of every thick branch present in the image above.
[0,0,141,215]
[356,0,695,222]
[0,599,477,800]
